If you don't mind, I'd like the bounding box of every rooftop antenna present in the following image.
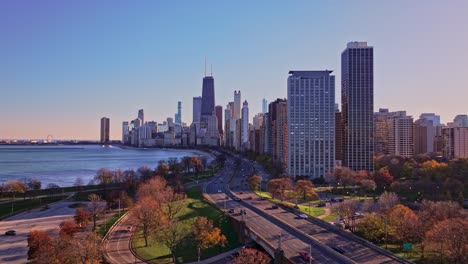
[211,64,213,76]
[204,58,207,77]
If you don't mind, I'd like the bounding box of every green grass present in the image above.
[382,244,426,263]
[132,187,240,263]
[97,212,122,237]
[254,191,326,217]
[0,195,68,219]
[322,213,338,222]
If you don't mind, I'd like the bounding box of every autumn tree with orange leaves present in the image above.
[192,217,227,252]
[230,248,271,264]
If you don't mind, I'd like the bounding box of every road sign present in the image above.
[403,243,413,250]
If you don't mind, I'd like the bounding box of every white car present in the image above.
[218,189,222,193]
[298,214,308,219]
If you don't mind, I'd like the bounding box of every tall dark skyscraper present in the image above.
[215,105,223,135]
[201,76,215,115]
[100,117,110,144]
[341,42,374,172]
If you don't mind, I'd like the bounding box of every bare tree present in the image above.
[377,191,400,213]
[135,197,163,247]
[156,219,188,263]
[87,194,106,231]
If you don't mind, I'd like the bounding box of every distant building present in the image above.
[138,109,144,124]
[262,98,268,114]
[215,105,223,136]
[414,118,436,154]
[335,108,343,165]
[420,113,441,126]
[122,121,129,144]
[201,76,215,115]
[269,98,288,169]
[454,115,468,127]
[193,96,202,125]
[242,100,249,149]
[234,91,241,119]
[288,71,335,179]
[374,109,414,157]
[100,117,110,144]
[342,41,374,172]
[175,101,182,125]
[443,126,468,159]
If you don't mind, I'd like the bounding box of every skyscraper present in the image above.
[192,97,202,125]
[262,98,268,114]
[288,71,335,179]
[234,91,241,119]
[175,101,182,124]
[138,109,144,124]
[215,105,223,136]
[122,121,129,144]
[201,76,215,115]
[269,98,288,168]
[100,117,110,144]
[241,100,249,148]
[341,41,374,172]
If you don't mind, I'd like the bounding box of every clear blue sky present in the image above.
[1,0,467,140]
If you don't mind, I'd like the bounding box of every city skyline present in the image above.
[1,1,468,140]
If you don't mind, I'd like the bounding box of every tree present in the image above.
[74,208,90,228]
[182,156,192,173]
[156,160,170,178]
[73,177,84,188]
[163,188,186,221]
[377,191,400,213]
[46,183,60,189]
[325,167,359,190]
[424,218,468,264]
[135,197,162,247]
[87,194,106,231]
[136,177,169,201]
[356,213,386,243]
[156,219,188,263]
[72,232,103,264]
[137,166,153,181]
[94,168,113,186]
[247,175,262,191]
[192,217,227,253]
[27,230,55,263]
[293,180,317,201]
[191,156,203,179]
[5,180,27,198]
[230,248,271,264]
[373,168,394,187]
[388,205,420,244]
[27,178,42,190]
[112,168,125,184]
[168,157,182,175]
[331,200,358,231]
[267,178,291,201]
[59,220,80,237]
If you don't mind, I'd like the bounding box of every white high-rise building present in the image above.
[288,71,335,179]
[241,100,249,148]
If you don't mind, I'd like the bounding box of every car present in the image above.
[234,197,241,201]
[218,189,222,193]
[299,251,312,261]
[228,209,235,213]
[316,202,326,207]
[332,246,345,254]
[271,205,279,209]
[352,212,363,219]
[5,230,16,236]
[298,214,308,219]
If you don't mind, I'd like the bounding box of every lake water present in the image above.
[0,145,210,187]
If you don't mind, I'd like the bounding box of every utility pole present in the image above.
[198,247,201,263]
[118,199,121,218]
[309,244,312,264]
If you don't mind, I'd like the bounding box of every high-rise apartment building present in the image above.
[269,99,288,169]
[241,100,249,149]
[443,126,468,159]
[100,117,110,144]
[234,91,241,119]
[374,109,414,157]
[122,121,129,144]
[342,41,374,172]
[215,105,223,136]
[420,113,441,126]
[335,108,343,165]
[201,76,215,115]
[192,97,202,125]
[175,101,182,125]
[454,115,468,127]
[414,118,436,154]
[288,71,335,179]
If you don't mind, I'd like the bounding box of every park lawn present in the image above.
[0,195,68,219]
[254,191,325,217]
[321,212,338,222]
[96,211,123,237]
[132,187,240,264]
[382,244,425,264]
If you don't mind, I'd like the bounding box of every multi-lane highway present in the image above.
[205,154,410,264]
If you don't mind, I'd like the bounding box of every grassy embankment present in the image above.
[131,187,240,264]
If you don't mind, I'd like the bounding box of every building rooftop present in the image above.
[288,70,333,78]
[346,41,371,49]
